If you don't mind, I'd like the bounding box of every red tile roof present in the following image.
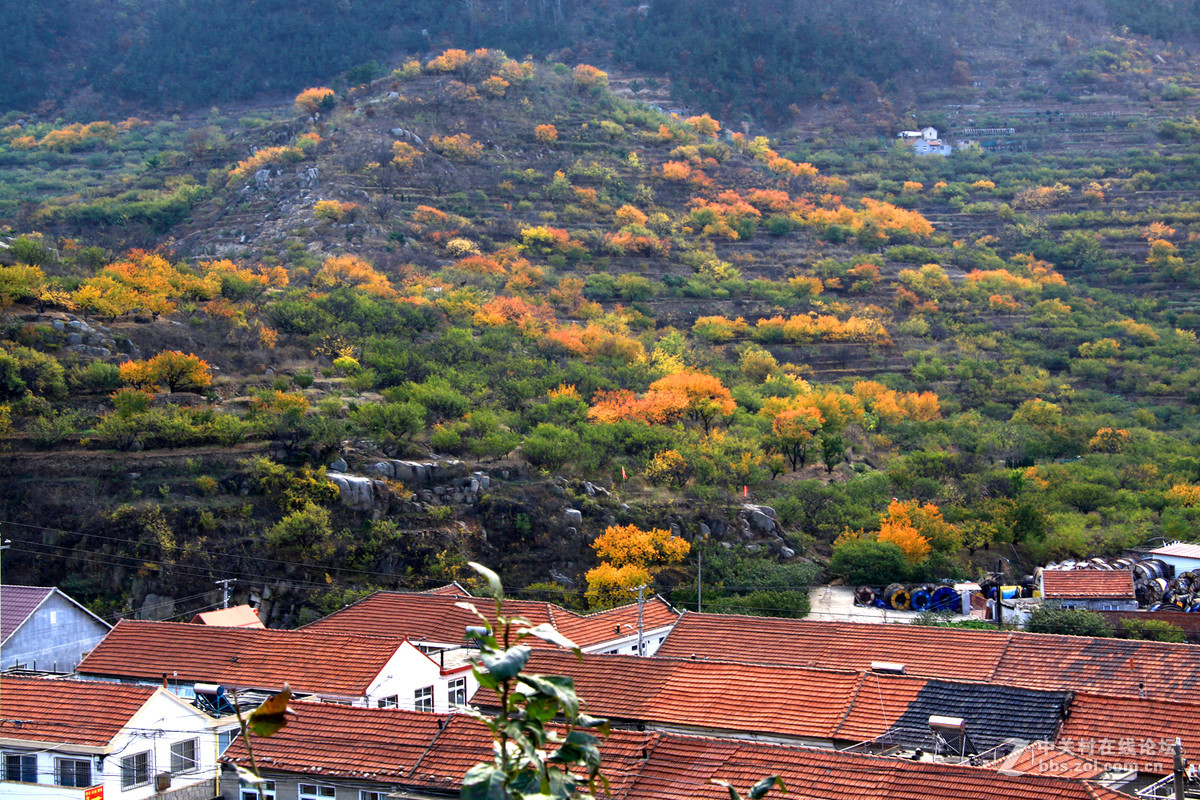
[226,707,1130,800]
[192,604,265,628]
[487,649,892,742]
[301,590,678,649]
[987,742,1110,781]
[77,619,409,697]
[657,613,1200,703]
[1,585,54,641]
[223,702,449,781]
[1042,571,1135,599]
[0,675,157,747]
[1056,692,1200,775]
[627,734,1132,800]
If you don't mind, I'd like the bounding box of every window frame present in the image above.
[242,779,276,800]
[298,782,336,799]
[121,751,151,789]
[170,737,200,774]
[360,792,385,800]
[3,752,37,784]
[377,695,399,709]
[448,677,467,706]
[55,756,92,788]
[414,685,435,712]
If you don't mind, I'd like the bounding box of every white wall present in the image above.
[364,642,478,712]
[103,689,220,800]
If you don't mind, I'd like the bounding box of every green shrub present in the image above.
[828,538,908,585]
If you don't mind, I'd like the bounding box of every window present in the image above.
[121,751,151,789]
[415,685,434,712]
[299,783,336,799]
[361,793,385,800]
[4,753,37,784]
[241,779,275,800]
[56,758,91,788]
[377,695,399,709]
[218,729,238,753]
[448,677,467,706]
[170,738,199,774]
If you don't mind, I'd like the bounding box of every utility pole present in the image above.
[1174,738,1187,800]
[994,558,1005,630]
[215,578,235,609]
[636,584,647,656]
[697,548,702,613]
[1,536,10,721]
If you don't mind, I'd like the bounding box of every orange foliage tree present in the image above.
[313,255,396,298]
[585,524,690,608]
[572,64,609,93]
[294,87,335,115]
[534,124,558,143]
[770,406,825,470]
[120,351,212,393]
[648,370,736,433]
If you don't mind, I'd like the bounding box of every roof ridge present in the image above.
[831,671,871,740]
[405,712,457,779]
[612,731,663,800]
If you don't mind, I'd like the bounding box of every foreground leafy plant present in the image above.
[459,562,610,800]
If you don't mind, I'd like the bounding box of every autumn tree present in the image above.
[294,87,336,115]
[313,255,396,298]
[120,351,212,393]
[585,524,690,609]
[572,64,609,93]
[648,370,736,433]
[770,406,824,470]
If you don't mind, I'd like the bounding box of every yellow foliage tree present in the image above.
[585,524,690,608]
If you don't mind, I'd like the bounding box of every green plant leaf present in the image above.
[518,622,581,656]
[482,645,531,680]
[469,561,504,599]
[462,763,507,800]
[519,674,579,718]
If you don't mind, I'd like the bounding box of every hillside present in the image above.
[5,43,1200,624]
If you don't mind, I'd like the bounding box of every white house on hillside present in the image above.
[0,675,219,800]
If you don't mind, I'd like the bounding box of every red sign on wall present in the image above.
[84,786,104,800]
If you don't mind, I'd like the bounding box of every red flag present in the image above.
[621,466,627,480]
[743,485,748,497]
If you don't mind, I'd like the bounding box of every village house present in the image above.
[897,125,953,156]
[474,649,1070,753]
[656,612,1200,703]
[76,619,476,712]
[300,585,679,656]
[0,585,111,672]
[1038,570,1139,612]
[1146,541,1200,576]
[0,675,220,800]
[219,701,1135,800]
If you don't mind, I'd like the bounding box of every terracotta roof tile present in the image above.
[0,585,53,641]
[223,702,449,781]
[986,742,1110,781]
[495,650,870,741]
[1056,692,1200,775]
[302,591,678,649]
[0,675,157,746]
[224,706,1133,800]
[77,619,409,697]
[1042,571,1135,599]
[627,734,1131,800]
[658,612,1200,703]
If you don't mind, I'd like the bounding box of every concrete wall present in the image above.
[220,767,399,800]
[3,592,110,671]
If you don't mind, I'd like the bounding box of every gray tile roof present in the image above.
[0,585,53,641]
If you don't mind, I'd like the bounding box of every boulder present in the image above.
[326,472,378,511]
[565,508,583,526]
[329,458,348,473]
